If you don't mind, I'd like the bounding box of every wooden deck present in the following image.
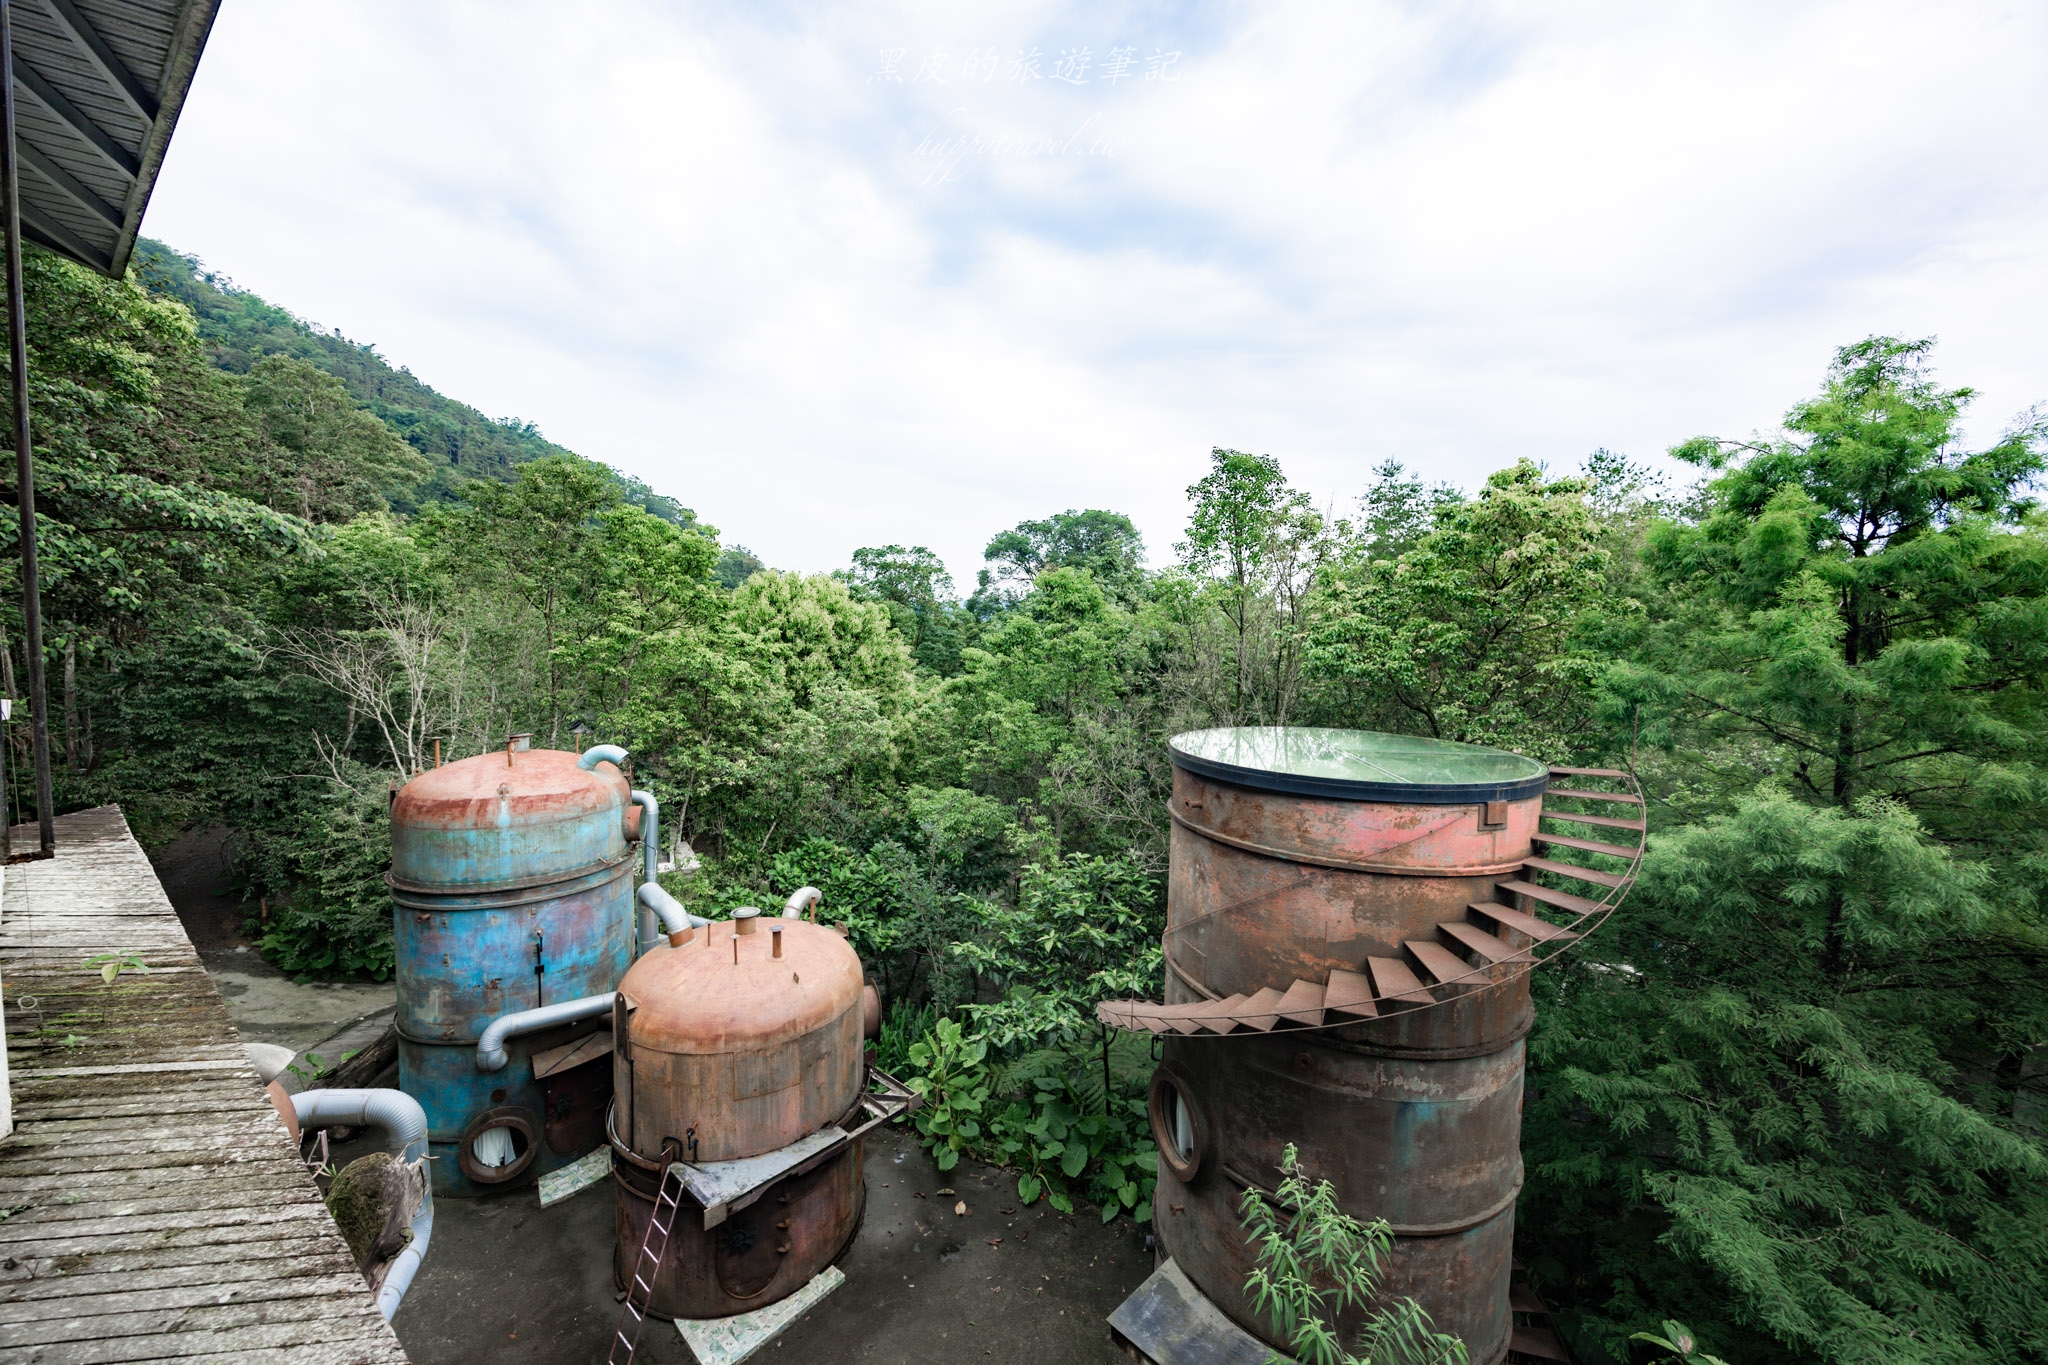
[0,807,411,1364]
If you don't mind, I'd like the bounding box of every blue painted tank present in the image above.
[391,739,637,1196]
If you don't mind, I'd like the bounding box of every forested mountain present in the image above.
[1,242,2041,1364]
[129,239,696,525]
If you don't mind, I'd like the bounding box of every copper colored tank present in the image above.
[1149,728,1548,1365]
[609,916,866,1319]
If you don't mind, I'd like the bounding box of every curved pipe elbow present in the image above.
[577,744,629,772]
[782,886,822,919]
[291,1089,432,1321]
[640,881,709,947]
[475,994,615,1073]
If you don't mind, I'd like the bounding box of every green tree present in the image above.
[844,543,967,675]
[977,508,1146,609]
[1522,338,2048,1365]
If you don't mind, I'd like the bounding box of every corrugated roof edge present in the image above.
[105,0,218,279]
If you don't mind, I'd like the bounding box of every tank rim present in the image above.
[1171,726,1548,804]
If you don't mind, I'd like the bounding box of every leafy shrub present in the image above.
[246,764,396,980]
[1240,1144,1465,1365]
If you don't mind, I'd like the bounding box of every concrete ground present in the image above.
[387,1123,1155,1365]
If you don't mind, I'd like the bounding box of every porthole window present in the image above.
[458,1106,539,1184]
[1148,1070,1207,1183]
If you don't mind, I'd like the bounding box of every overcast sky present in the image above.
[145,1,2048,587]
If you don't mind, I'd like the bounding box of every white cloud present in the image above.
[145,0,2048,583]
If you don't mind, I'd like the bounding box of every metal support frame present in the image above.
[0,0,55,855]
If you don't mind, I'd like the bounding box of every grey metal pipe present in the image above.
[475,994,614,1073]
[629,788,660,952]
[292,1088,431,1322]
[640,881,709,950]
[577,743,628,772]
[782,886,822,919]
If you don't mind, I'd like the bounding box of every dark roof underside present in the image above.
[8,0,220,278]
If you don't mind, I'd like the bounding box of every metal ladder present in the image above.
[608,1150,688,1365]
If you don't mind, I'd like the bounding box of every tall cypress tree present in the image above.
[1522,338,2048,1364]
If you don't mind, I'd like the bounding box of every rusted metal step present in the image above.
[1367,954,1434,1006]
[1499,878,1605,917]
[1545,787,1643,805]
[1324,968,1378,1020]
[1404,939,1473,988]
[1531,830,1639,860]
[1521,855,1628,889]
[1548,765,1628,779]
[1509,1284,1545,1313]
[1438,921,1533,965]
[1539,809,1645,833]
[1469,902,1580,943]
[1235,986,1288,1031]
[1275,979,1326,1026]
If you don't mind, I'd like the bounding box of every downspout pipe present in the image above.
[782,886,822,919]
[292,1088,431,1322]
[640,881,709,949]
[629,788,659,953]
[476,994,614,1073]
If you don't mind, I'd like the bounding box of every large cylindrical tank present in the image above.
[610,915,866,1319]
[391,741,636,1197]
[1149,727,1548,1365]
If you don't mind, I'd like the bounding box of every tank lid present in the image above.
[1169,727,1548,803]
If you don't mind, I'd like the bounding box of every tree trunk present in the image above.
[62,635,75,771]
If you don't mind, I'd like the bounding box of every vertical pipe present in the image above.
[0,0,53,854]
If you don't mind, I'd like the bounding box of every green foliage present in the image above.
[1240,1144,1465,1365]
[1526,338,2048,1365]
[1308,459,1611,760]
[248,762,399,980]
[1632,1320,1731,1365]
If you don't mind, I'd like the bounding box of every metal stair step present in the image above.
[1521,855,1628,889]
[1366,954,1433,1005]
[1177,993,1250,1035]
[1539,809,1645,832]
[1548,765,1629,779]
[1324,968,1378,1020]
[1275,979,1326,1026]
[1546,787,1643,805]
[1234,986,1288,1032]
[1469,902,1580,943]
[1500,878,1605,917]
[1439,921,1532,965]
[1509,1325,1571,1362]
[1531,830,1640,860]
[1404,939,1473,988]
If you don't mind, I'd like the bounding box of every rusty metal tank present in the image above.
[1149,727,1549,1365]
[391,739,636,1197]
[609,912,867,1319]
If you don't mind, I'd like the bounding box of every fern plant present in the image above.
[1239,1144,1466,1365]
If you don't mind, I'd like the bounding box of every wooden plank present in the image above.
[1365,955,1432,1005]
[1323,969,1377,1020]
[1,1273,373,1324]
[1468,902,1580,944]
[0,808,403,1362]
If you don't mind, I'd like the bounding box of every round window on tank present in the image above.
[1148,1071,1207,1183]
[458,1106,539,1185]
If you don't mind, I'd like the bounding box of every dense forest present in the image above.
[2,242,2041,1364]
